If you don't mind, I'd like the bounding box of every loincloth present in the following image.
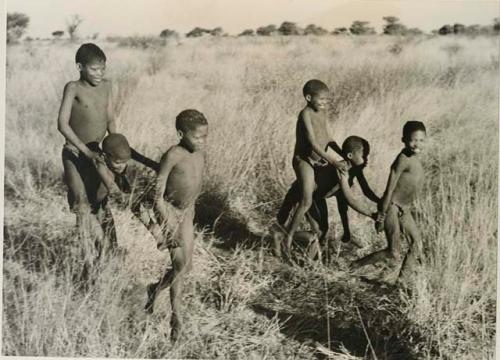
[62,142,108,213]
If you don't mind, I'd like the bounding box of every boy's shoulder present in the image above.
[161,144,188,161]
[392,150,413,168]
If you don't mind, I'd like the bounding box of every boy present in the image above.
[57,43,116,236]
[73,133,132,279]
[278,79,346,258]
[275,136,380,258]
[353,121,426,284]
[142,109,208,342]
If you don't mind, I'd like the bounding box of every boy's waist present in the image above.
[63,141,101,156]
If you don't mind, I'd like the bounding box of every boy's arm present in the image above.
[131,148,160,173]
[337,169,376,218]
[327,141,344,159]
[302,113,344,170]
[154,149,180,224]
[379,154,408,215]
[57,83,102,163]
[356,171,381,204]
[106,81,117,134]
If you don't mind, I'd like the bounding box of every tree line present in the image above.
[6,12,500,43]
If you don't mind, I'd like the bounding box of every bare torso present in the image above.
[391,152,424,207]
[69,80,111,144]
[165,146,205,209]
[294,107,330,163]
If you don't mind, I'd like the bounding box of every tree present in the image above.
[349,21,376,35]
[382,16,408,35]
[186,27,209,37]
[332,27,349,35]
[210,27,225,36]
[453,23,466,34]
[159,29,179,39]
[278,21,302,35]
[256,24,277,36]
[66,14,83,41]
[493,18,500,33]
[438,24,453,35]
[238,29,255,36]
[7,12,29,43]
[52,30,64,39]
[304,24,328,36]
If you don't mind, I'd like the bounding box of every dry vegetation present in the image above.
[3,35,498,359]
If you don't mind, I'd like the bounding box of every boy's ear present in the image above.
[177,130,184,139]
[346,152,353,159]
[76,63,83,71]
[305,94,312,102]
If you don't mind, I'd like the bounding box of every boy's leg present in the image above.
[63,153,97,280]
[398,213,422,280]
[285,158,316,250]
[353,205,400,267]
[96,202,118,258]
[336,193,351,243]
[276,181,300,227]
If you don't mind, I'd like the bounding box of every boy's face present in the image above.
[306,90,329,111]
[105,155,129,174]
[403,130,426,155]
[180,125,208,152]
[78,59,106,86]
[347,147,367,168]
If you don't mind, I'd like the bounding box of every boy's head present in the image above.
[175,109,208,152]
[303,79,329,111]
[342,136,370,167]
[75,43,106,86]
[402,121,426,154]
[102,133,131,174]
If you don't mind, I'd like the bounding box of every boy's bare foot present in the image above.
[144,283,158,314]
[170,315,182,343]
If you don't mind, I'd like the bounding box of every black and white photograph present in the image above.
[2,0,499,358]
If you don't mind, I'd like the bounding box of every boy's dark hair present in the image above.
[75,43,106,66]
[303,79,329,97]
[342,136,370,157]
[102,133,131,160]
[176,109,208,133]
[403,121,426,141]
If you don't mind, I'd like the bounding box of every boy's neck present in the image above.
[178,140,195,153]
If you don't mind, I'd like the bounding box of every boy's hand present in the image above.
[86,150,105,165]
[374,212,385,233]
[330,157,348,174]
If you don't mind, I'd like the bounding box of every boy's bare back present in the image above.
[63,79,112,144]
[160,145,205,209]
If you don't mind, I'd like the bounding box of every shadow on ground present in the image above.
[194,191,270,250]
[250,269,425,360]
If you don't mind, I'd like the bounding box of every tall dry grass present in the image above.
[3,35,498,358]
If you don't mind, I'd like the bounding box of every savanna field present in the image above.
[3,35,498,359]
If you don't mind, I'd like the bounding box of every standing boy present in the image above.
[143,110,208,342]
[58,43,114,222]
[354,121,426,284]
[276,79,346,259]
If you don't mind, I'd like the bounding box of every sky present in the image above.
[6,0,500,38]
